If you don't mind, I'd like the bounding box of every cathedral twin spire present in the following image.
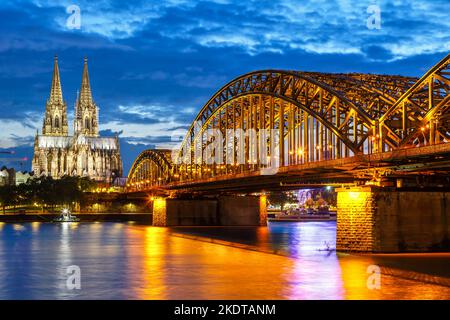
[79,57,93,106]
[43,56,68,135]
[43,56,99,137]
[50,56,63,105]
[74,57,99,137]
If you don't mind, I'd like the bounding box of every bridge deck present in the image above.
[154,143,450,193]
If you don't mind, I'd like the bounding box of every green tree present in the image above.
[267,191,298,211]
[0,185,20,214]
[0,176,97,213]
[0,186,9,214]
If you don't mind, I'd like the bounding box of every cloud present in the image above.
[134,0,450,59]
[173,73,228,89]
[1,0,449,172]
[0,2,133,52]
[100,103,193,149]
[120,70,169,81]
[0,120,37,148]
[99,129,123,136]
[124,135,173,145]
[3,0,448,59]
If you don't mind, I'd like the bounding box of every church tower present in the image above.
[42,56,68,136]
[74,57,99,137]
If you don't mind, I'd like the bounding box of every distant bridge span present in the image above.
[127,53,450,194]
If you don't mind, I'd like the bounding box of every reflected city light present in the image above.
[0,222,449,299]
[12,224,26,232]
[31,222,40,232]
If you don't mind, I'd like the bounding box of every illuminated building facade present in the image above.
[32,57,123,181]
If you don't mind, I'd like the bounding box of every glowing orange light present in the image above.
[348,192,361,200]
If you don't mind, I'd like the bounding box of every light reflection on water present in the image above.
[0,221,449,300]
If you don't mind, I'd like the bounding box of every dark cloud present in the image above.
[124,135,173,145]
[362,45,394,61]
[0,145,33,172]
[99,129,123,136]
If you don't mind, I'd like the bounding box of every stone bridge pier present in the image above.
[336,186,450,252]
[152,195,267,227]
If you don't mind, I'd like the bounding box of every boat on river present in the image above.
[52,208,80,222]
[268,208,336,222]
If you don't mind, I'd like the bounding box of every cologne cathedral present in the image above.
[32,56,123,181]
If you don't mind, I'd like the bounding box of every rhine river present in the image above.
[0,221,449,299]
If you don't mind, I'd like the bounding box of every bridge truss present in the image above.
[127,53,450,192]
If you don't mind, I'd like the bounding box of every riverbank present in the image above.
[0,213,152,224]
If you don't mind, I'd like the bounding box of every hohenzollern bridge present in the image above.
[125,53,450,253]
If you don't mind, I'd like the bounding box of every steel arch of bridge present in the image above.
[127,149,172,190]
[378,53,450,149]
[126,53,450,191]
[178,70,376,156]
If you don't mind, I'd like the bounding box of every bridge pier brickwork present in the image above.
[152,195,267,227]
[152,197,168,226]
[336,186,450,252]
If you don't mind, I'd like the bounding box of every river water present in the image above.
[0,221,449,299]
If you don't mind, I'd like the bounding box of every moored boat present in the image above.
[52,208,80,222]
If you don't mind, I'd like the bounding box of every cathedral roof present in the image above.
[37,136,72,149]
[36,135,119,151]
[75,135,119,150]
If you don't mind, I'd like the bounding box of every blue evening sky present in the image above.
[0,0,449,173]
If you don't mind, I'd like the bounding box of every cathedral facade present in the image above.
[32,57,123,181]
